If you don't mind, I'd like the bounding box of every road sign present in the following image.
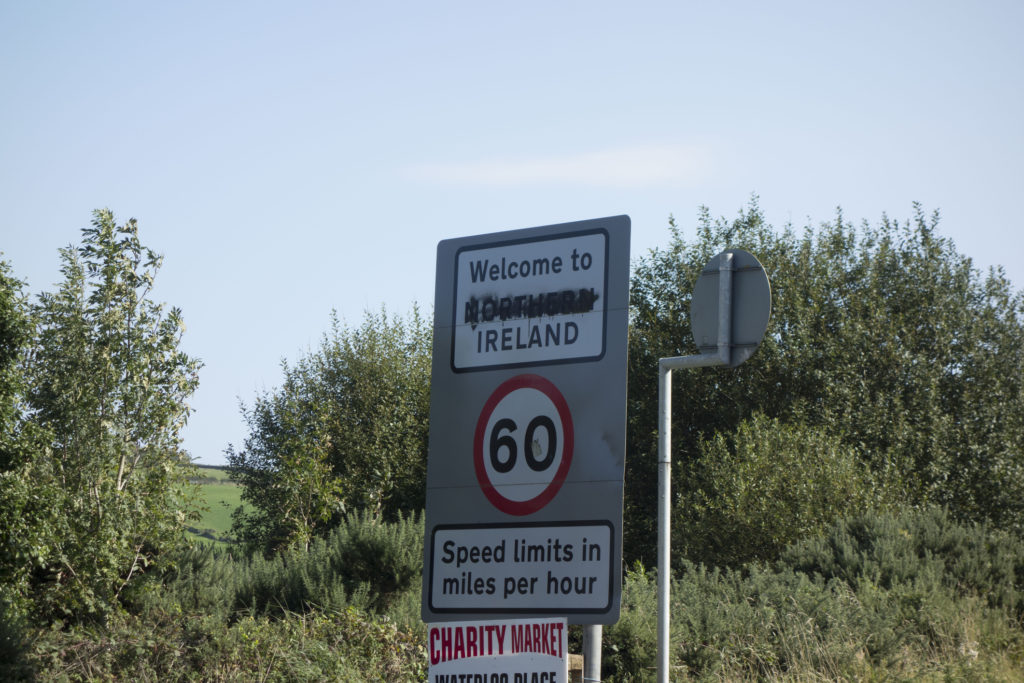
[428,617,568,682]
[474,374,574,516]
[690,248,771,367]
[423,216,630,625]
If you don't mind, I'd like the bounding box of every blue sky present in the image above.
[2,1,1021,465]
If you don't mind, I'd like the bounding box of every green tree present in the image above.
[627,200,1024,568]
[229,307,431,553]
[15,209,202,619]
[0,258,32,472]
[227,361,344,552]
[0,257,52,630]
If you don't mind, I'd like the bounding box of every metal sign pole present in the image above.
[583,624,602,682]
[656,361,673,682]
[656,253,735,683]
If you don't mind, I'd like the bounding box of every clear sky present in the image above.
[2,1,1021,465]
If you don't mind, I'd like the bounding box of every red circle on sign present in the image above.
[473,374,574,516]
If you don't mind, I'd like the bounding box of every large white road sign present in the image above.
[423,216,630,625]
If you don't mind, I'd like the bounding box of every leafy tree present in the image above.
[227,362,344,553]
[229,308,431,553]
[0,257,51,630]
[10,209,202,619]
[0,259,32,470]
[627,200,1024,568]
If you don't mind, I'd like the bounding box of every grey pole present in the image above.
[656,362,673,682]
[656,253,734,682]
[583,624,603,682]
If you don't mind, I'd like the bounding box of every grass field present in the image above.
[192,464,235,483]
[188,465,245,544]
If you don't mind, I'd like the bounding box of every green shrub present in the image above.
[67,512,430,680]
[627,205,1024,570]
[603,563,660,679]
[0,595,31,682]
[23,605,428,681]
[676,413,894,568]
[782,506,1024,615]
[126,541,241,620]
[21,506,1024,681]
[235,510,423,619]
[133,510,425,631]
[601,507,1024,681]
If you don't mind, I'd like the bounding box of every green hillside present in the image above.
[191,464,235,483]
[188,465,245,544]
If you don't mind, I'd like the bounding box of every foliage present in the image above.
[627,200,1024,568]
[781,506,1024,617]
[2,210,202,621]
[0,258,33,468]
[0,260,38,678]
[602,507,1024,682]
[228,307,430,553]
[601,563,660,679]
[235,510,424,621]
[0,258,51,621]
[0,587,30,681]
[20,605,428,682]
[11,506,1024,681]
[678,413,891,567]
[131,510,424,631]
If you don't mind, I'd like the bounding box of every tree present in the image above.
[227,360,344,553]
[0,257,52,624]
[229,307,431,554]
[627,200,1024,568]
[12,209,202,619]
[0,259,32,471]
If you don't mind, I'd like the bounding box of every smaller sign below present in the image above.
[429,522,613,614]
[428,617,568,683]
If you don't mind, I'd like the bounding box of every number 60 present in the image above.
[489,416,557,473]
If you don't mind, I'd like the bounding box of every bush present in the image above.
[676,413,895,567]
[229,308,432,554]
[132,510,424,630]
[0,596,31,682]
[626,204,1024,568]
[235,510,423,622]
[92,512,430,680]
[782,506,1024,616]
[23,605,428,682]
[601,507,1024,681]
[601,563,660,679]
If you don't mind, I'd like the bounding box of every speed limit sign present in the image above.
[474,374,574,516]
[422,215,630,624]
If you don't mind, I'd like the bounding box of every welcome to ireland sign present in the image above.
[422,216,630,625]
